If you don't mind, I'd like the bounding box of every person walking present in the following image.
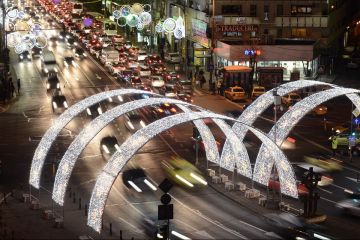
[200,75,206,89]
[216,79,222,95]
[331,135,338,156]
[17,78,20,94]
[10,81,15,97]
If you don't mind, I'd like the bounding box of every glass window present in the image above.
[291,5,312,15]
[276,4,283,16]
[250,4,257,17]
[221,5,242,15]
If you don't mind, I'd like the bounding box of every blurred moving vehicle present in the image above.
[310,105,327,116]
[122,168,157,193]
[41,50,58,73]
[176,80,193,94]
[224,86,246,101]
[73,47,87,58]
[100,136,119,160]
[331,122,360,134]
[295,163,333,187]
[86,103,103,118]
[19,50,31,61]
[337,198,360,216]
[251,86,265,99]
[32,47,43,57]
[149,103,178,119]
[161,156,208,188]
[150,76,165,88]
[177,93,193,103]
[303,153,342,172]
[145,55,162,65]
[124,110,146,132]
[51,94,68,113]
[46,73,60,90]
[63,56,76,67]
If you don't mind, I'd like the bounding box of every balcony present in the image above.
[275,16,328,28]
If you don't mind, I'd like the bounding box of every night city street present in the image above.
[1,0,360,239]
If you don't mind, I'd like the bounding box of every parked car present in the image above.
[251,86,265,99]
[164,52,181,63]
[224,86,246,101]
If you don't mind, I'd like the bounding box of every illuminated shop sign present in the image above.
[215,24,259,32]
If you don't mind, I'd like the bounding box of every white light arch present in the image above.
[253,88,360,185]
[88,111,298,232]
[52,98,252,205]
[30,89,221,189]
[221,80,360,183]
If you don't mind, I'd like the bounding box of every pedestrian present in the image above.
[10,81,15,97]
[331,135,338,156]
[17,78,20,94]
[188,70,193,81]
[216,80,222,95]
[220,81,225,96]
[200,75,206,89]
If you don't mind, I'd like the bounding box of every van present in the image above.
[41,51,57,73]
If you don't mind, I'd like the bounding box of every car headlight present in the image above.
[127,121,134,130]
[46,83,50,89]
[86,108,92,115]
[97,107,102,115]
[52,102,58,109]
[54,68,58,73]
[102,144,110,154]
[20,55,23,59]
[44,68,48,73]
[63,101,68,108]
[64,61,68,67]
[56,83,60,89]
[140,120,146,128]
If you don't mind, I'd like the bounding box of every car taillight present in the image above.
[170,108,177,113]
[157,108,164,113]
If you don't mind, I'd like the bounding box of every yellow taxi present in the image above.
[224,86,246,101]
[251,86,265,99]
[311,105,328,116]
[304,153,343,172]
[161,156,207,188]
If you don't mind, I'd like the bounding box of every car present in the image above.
[85,39,100,49]
[130,76,142,86]
[150,63,167,74]
[164,52,181,63]
[51,94,69,113]
[124,40,132,49]
[124,110,147,131]
[73,47,87,58]
[107,63,126,75]
[337,198,360,216]
[331,122,360,134]
[137,50,147,61]
[344,188,360,199]
[177,93,193,103]
[282,93,302,106]
[268,174,308,196]
[331,130,360,146]
[145,55,162,65]
[122,168,157,193]
[81,35,92,45]
[63,56,76,67]
[304,153,343,172]
[251,86,265,99]
[224,86,246,101]
[112,35,124,44]
[86,103,103,118]
[176,80,193,94]
[116,70,134,83]
[65,36,78,48]
[19,50,31,61]
[161,156,208,188]
[149,103,178,119]
[100,136,120,160]
[31,47,43,57]
[135,66,151,77]
[162,80,178,98]
[89,45,102,56]
[46,73,60,90]
[101,37,112,48]
[162,71,179,81]
[126,59,140,69]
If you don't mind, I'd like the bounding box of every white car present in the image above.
[164,53,181,63]
[150,76,165,88]
[107,63,126,75]
[137,50,148,61]
[337,199,360,216]
[136,66,151,76]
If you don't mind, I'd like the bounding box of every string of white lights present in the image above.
[253,88,360,185]
[88,111,297,232]
[52,97,233,205]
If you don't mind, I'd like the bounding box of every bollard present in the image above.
[120,230,123,240]
[85,204,88,216]
[109,223,112,236]
[78,198,81,210]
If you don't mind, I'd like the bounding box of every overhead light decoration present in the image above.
[155,22,164,33]
[163,18,177,33]
[113,4,152,28]
[157,16,185,39]
[83,17,93,27]
[52,0,61,5]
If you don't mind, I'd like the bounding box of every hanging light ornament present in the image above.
[120,5,131,17]
[117,16,127,27]
[155,22,164,33]
[126,14,139,28]
[112,10,121,20]
[143,4,151,12]
[139,12,152,26]
[163,18,177,33]
[130,3,143,15]
[136,22,144,30]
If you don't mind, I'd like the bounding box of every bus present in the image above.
[71,1,83,15]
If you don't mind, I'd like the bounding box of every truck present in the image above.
[99,47,119,64]
[41,50,58,73]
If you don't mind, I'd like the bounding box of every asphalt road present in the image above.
[2,11,360,239]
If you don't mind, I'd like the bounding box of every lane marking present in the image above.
[345,176,360,183]
[318,187,333,194]
[117,216,143,233]
[320,197,337,204]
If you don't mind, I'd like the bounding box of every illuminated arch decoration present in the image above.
[221,80,360,185]
[163,18,176,33]
[52,97,253,205]
[87,111,298,232]
[253,88,360,185]
[30,90,221,190]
